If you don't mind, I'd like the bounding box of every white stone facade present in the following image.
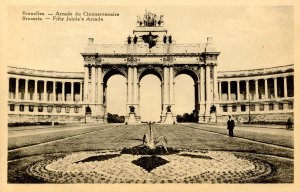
[7,63,294,124]
[7,12,294,124]
[217,65,294,122]
[8,67,85,123]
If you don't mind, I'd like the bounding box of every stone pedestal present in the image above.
[162,112,174,124]
[198,114,210,123]
[209,112,217,123]
[126,112,140,124]
[198,115,205,123]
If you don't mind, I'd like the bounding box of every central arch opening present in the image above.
[140,74,161,122]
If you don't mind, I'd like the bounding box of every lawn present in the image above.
[7,123,293,183]
[8,124,113,150]
[184,123,293,148]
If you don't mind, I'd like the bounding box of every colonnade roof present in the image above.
[7,66,84,79]
[7,64,293,79]
[217,64,294,79]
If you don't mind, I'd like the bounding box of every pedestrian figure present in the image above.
[227,115,235,137]
[286,118,293,130]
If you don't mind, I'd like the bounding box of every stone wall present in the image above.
[8,114,85,124]
[217,112,294,123]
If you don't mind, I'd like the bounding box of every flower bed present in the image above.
[27,150,272,183]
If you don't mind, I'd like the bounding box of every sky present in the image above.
[7,6,294,120]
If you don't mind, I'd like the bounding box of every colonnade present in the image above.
[218,75,294,102]
[8,77,83,103]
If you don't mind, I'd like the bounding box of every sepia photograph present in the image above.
[1,1,299,191]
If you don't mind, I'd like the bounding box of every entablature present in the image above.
[82,52,220,66]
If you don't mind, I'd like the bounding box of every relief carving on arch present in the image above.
[137,65,163,80]
[173,65,200,79]
[210,66,214,79]
[102,65,128,80]
[83,56,97,65]
[84,56,96,62]
[162,56,174,62]
[205,54,218,61]
[96,57,102,63]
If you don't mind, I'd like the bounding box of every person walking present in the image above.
[227,116,235,137]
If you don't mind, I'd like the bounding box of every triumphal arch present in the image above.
[81,11,220,123]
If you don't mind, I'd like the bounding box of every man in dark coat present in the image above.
[227,116,235,137]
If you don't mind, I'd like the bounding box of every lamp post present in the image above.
[248,94,252,123]
[84,105,87,124]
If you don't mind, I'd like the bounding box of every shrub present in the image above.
[176,111,198,122]
[107,113,125,123]
[8,122,60,127]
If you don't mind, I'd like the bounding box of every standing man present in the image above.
[227,116,235,137]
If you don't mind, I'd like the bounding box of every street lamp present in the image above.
[84,105,87,124]
[248,94,253,123]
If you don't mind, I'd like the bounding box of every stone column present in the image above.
[169,67,174,104]
[163,66,169,105]
[218,81,221,101]
[91,66,96,103]
[84,66,89,102]
[283,76,287,98]
[43,81,47,101]
[237,80,240,101]
[62,82,65,101]
[161,83,164,114]
[199,66,205,115]
[71,82,74,102]
[213,67,218,101]
[246,80,249,100]
[274,78,277,98]
[197,80,201,106]
[227,81,231,101]
[80,82,83,102]
[205,65,211,115]
[97,67,103,104]
[264,78,268,99]
[133,66,138,104]
[34,80,38,101]
[25,79,28,100]
[255,79,259,100]
[198,66,206,123]
[53,81,56,102]
[127,67,132,104]
[138,82,141,116]
[15,78,19,100]
[95,68,98,103]
[200,67,205,103]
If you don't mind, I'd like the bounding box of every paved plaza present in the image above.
[8,123,293,183]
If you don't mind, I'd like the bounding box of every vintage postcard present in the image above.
[1,0,299,192]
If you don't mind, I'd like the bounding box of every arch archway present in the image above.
[102,69,127,121]
[139,74,162,122]
[175,69,200,122]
